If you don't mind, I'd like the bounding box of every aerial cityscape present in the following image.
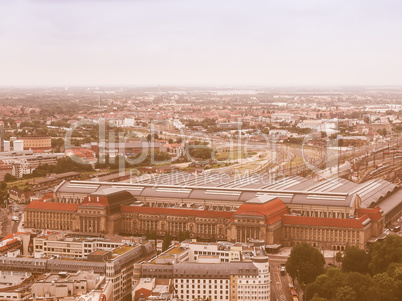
[0,1,401,301]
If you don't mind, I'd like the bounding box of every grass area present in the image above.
[215,149,257,161]
[283,153,304,169]
[232,160,268,175]
[6,178,34,190]
[122,128,150,137]
[166,247,186,255]
[112,246,134,255]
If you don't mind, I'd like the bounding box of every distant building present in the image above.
[8,186,35,204]
[18,136,52,152]
[13,140,24,152]
[339,136,368,147]
[217,122,242,130]
[0,161,13,181]
[0,122,4,152]
[271,112,299,124]
[65,147,97,165]
[0,153,59,178]
[356,123,392,135]
[3,140,10,152]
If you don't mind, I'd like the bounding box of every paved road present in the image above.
[2,202,27,234]
[269,249,337,301]
[270,261,299,301]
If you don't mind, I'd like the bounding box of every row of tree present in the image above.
[309,265,401,301]
[286,235,402,300]
[144,230,191,252]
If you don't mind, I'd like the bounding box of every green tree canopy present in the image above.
[310,294,328,301]
[342,246,370,274]
[285,243,325,284]
[178,230,191,242]
[162,231,173,252]
[333,286,357,301]
[369,235,402,275]
[306,267,402,301]
[4,173,17,182]
[373,272,399,301]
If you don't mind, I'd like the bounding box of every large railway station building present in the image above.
[25,173,402,251]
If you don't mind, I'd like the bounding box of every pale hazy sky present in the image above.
[1,0,402,87]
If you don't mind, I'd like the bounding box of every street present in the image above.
[0,201,27,236]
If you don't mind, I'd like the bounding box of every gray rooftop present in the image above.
[173,262,258,278]
[55,173,399,209]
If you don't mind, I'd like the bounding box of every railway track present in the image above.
[360,162,402,183]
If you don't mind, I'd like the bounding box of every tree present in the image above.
[4,173,17,182]
[285,243,325,284]
[310,294,328,301]
[369,235,402,275]
[334,286,357,301]
[373,272,399,301]
[146,133,159,142]
[178,230,191,242]
[335,251,343,267]
[342,246,370,274]
[306,268,344,300]
[307,269,378,301]
[0,181,9,208]
[162,231,173,252]
[145,230,157,241]
[344,272,377,301]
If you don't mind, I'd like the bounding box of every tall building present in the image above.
[0,122,4,152]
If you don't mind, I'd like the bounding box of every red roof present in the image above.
[121,206,234,219]
[1,232,30,241]
[80,203,106,207]
[282,214,371,229]
[234,198,289,224]
[134,288,152,299]
[25,200,79,212]
[81,196,109,206]
[0,238,21,254]
[356,207,383,221]
[42,192,54,200]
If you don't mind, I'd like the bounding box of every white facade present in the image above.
[175,277,230,301]
[234,256,271,301]
[171,242,270,301]
[13,140,24,152]
[33,236,124,258]
[181,241,232,263]
[3,140,10,152]
[173,256,270,301]
[123,118,135,127]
